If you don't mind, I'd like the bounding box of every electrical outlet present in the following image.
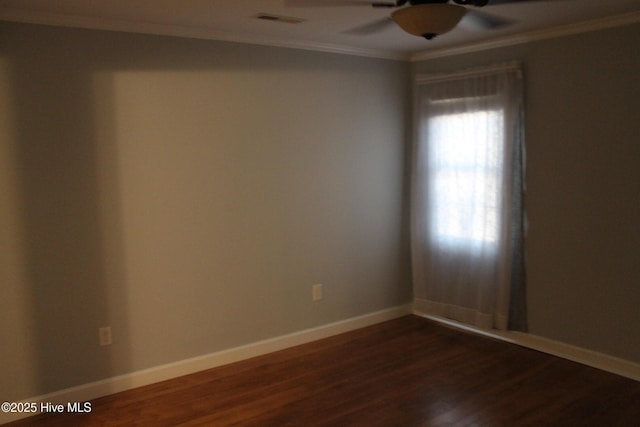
[312,284,323,302]
[99,327,112,346]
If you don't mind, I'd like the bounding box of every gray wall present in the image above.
[0,22,412,400]
[413,23,640,363]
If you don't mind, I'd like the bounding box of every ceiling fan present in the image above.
[284,0,551,40]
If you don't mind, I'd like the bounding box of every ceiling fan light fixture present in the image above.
[392,4,466,39]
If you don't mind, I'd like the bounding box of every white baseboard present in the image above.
[413,310,640,382]
[1,305,412,425]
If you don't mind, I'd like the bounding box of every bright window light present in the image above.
[428,109,504,249]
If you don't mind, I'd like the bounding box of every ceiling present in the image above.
[1,0,639,60]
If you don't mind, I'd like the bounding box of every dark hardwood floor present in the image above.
[8,315,640,426]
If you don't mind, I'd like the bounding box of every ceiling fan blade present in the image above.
[284,0,394,7]
[343,17,395,35]
[460,9,514,30]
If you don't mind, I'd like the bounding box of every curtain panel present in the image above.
[411,62,527,332]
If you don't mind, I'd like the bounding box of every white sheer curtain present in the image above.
[411,63,527,331]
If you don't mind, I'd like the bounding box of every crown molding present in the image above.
[1,7,638,63]
[0,7,408,61]
[410,11,640,62]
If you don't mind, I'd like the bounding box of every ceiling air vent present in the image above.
[255,13,306,24]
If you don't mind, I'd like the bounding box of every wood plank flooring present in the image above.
[8,315,640,426]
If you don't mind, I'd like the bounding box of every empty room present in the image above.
[1,0,639,425]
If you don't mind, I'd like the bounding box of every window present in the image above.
[428,107,504,250]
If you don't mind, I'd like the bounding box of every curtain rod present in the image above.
[415,61,522,85]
